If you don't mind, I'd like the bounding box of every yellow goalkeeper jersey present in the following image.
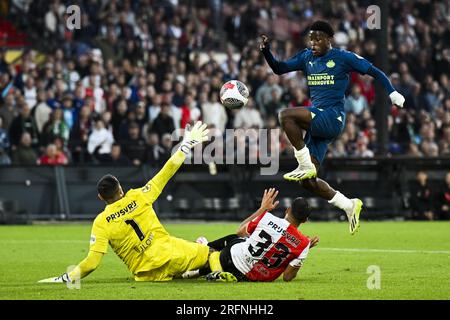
[89,150,186,275]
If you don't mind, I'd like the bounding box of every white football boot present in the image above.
[347,199,363,235]
[283,163,317,181]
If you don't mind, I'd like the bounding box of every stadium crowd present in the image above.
[0,0,449,168]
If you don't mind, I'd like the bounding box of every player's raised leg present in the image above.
[301,157,363,235]
[278,107,317,181]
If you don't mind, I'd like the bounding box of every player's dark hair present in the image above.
[290,197,311,223]
[310,20,334,37]
[97,174,120,200]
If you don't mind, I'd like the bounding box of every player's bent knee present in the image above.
[279,108,311,129]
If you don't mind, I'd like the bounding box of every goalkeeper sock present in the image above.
[329,191,353,218]
[208,251,223,272]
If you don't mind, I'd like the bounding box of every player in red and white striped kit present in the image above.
[204,188,319,282]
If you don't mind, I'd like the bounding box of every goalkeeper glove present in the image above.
[38,272,71,283]
[179,121,209,155]
[389,91,405,108]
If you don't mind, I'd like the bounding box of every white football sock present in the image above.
[293,146,314,167]
[329,191,354,217]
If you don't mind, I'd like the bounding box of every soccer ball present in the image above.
[219,80,249,109]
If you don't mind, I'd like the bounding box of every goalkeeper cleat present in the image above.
[206,271,237,282]
[348,199,363,235]
[283,164,317,181]
[38,273,70,283]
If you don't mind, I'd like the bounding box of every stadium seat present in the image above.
[227,197,240,211]
[363,197,375,209]
[0,199,27,224]
[174,198,190,212]
[280,197,292,209]
[308,197,321,209]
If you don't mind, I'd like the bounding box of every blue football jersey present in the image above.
[267,48,372,110]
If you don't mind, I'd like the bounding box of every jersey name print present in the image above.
[106,200,138,222]
[230,212,310,281]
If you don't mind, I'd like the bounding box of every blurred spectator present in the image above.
[0,116,10,165]
[61,94,75,129]
[407,143,423,157]
[233,99,264,129]
[180,93,201,129]
[160,133,174,163]
[264,88,284,117]
[148,94,162,124]
[436,172,450,220]
[330,140,348,158]
[201,92,228,134]
[33,90,53,134]
[344,85,369,116]
[172,82,185,107]
[354,136,374,158]
[23,77,37,108]
[69,105,92,163]
[289,88,311,109]
[424,81,444,115]
[41,108,70,146]
[143,133,165,166]
[87,118,114,162]
[101,110,113,133]
[409,171,434,221]
[111,99,128,140]
[134,101,148,132]
[101,143,131,165]
[9,103,39,148]
[166,96,182,134]
[150,103,175,140]
[0,116,10,151]
[255,75,283,116]
[0,147,11,165]
[53,136,71,164]
[38,143,68,165]
[11,132,38,165]
[121,122,146,166]
[0,94,17,132]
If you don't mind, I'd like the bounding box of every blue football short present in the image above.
[304,106,346,164]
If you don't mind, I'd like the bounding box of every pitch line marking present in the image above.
[318,247,450,255]
[0,240,86,244]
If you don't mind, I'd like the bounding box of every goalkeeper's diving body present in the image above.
[39,122,210,283]
[260,21,406,234]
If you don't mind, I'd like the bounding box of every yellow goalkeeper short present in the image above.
[134,236,209,281]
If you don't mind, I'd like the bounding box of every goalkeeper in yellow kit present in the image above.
[38,122,211,282]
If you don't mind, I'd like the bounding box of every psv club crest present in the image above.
[326,60,335,68]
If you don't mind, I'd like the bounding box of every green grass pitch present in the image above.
[0,221,449,300]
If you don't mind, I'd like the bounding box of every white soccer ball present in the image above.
[219,80,249,109]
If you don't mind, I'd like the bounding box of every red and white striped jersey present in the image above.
[230,212,310,282]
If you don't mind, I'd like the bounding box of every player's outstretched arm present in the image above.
[143,121,209,203]
[236,188,279,237]
[38,250,104,284]
[366,66,405,108]
[283,236,318,282]
[259,35,302,75]
[283,265,301,282]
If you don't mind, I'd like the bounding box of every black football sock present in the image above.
[207,234,240,250]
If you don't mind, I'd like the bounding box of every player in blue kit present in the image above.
[260,21,405,234]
